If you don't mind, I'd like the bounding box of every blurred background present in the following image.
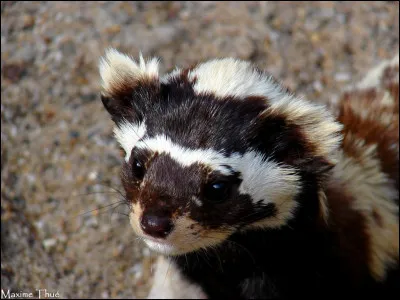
[1,1,399,298]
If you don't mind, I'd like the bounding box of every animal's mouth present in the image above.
[142,237,180,255]
[130,204,233,256]
[144,236,170,244]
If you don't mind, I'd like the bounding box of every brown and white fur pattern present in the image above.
[98,49,399,298]
[330,54,399,282]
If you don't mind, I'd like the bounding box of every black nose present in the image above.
[140,214,174,238]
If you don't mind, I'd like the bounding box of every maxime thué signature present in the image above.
[1,289,60,299]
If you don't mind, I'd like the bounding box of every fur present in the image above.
[147,256,207,299]
[98,49,399,298]
[114,120,147,161]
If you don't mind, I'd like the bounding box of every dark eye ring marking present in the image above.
[203,179,232,204]
[130,148,152,181]
[132,157,146,180]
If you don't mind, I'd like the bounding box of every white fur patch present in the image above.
[113,120,147,161]
[136,135,301,227]
[99,48,160,95]
[186,58,284,99]
[147,256,208,299]
[236,151,301,229]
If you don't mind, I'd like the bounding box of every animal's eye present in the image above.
[203,180,231,203]
[132,157,145,180]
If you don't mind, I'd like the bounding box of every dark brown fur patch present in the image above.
[324,179,371,282]
[108,76,159,101]
[257,108,332,175]
[101,77,160,124]
[337,85,399,187]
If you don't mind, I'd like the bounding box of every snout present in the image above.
[130,202,233,256]
[140,213,174,239]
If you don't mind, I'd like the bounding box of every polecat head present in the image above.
[99,48,343,255]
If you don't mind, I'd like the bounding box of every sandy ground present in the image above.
[1,1,399,299]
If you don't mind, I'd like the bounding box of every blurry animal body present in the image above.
[98,49,399,298]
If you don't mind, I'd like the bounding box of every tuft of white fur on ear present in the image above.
[99,48,160,95]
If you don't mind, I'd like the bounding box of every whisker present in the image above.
[94,181,126,199]
[96,207,129,219]
[75,200,126,218]
[199,248,213,269]
[108,202,130,222]
[68,191,123,201]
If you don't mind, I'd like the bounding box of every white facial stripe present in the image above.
[113,120,147,161]
[136,135,301,208]
[136,135,233,175]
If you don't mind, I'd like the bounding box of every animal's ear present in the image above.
[254,95,343,176]
[99,48,161,124]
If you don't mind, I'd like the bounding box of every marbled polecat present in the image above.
[98,49,399,299]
